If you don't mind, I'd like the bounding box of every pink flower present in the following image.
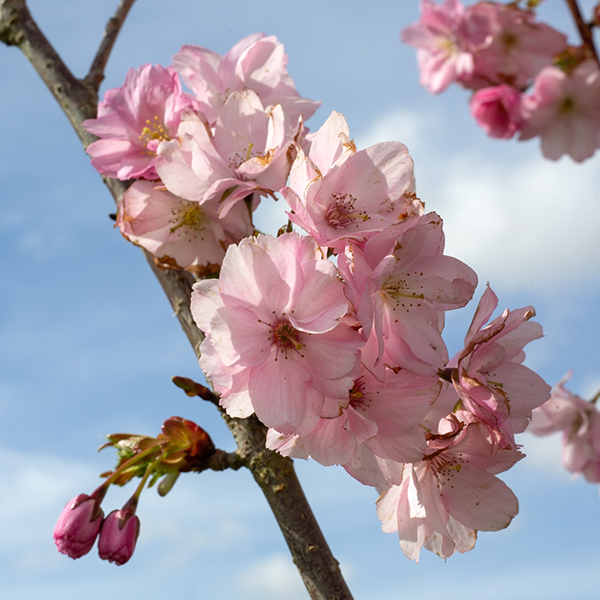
[98,509,140,566]
[520,60,600,162]
[339,213,478,377]
[376,416,522,561]
[83,64,196,180]
[266,364,439,466]
[54,493,104,559]
[172,34,320,125]
[465,3,567,90]
[191,233,363,434]
[401,0,485,93]
[529,375,600,483]
[451,285,551,446]
[281,111,417,252]
[116,180,253,275]
[470,84,523,139]
[156,91,300,215]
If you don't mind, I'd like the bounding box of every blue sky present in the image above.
[1,1,599,599]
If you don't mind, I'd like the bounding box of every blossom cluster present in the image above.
[77,32,552,563]
[402,0,600,162]
[190,109,551,561]
[83,34,319,275]
[528,375,600,486]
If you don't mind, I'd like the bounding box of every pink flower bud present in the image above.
[470,85,523,139]
[53,493,104,559]
[98,509,140,566]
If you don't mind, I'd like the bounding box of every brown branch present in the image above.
[85,0,137,92]
[565,0,600,64]
[0,3,354,599]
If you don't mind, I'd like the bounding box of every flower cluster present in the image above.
[83,34,319,275]
[402,0,600,162]
[78,32,552,564]
[54,417,214,565]
[528,375,600,486]
[191,110,551,561]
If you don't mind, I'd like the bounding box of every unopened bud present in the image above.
[98,509,140,566]
[53,494,104,559]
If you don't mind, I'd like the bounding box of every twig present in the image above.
[187,449,245,473]
[0,3,355,598]
[172,376,220,405]
[85,0,137,92]
[565,0,600,64]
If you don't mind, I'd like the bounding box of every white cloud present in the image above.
[355,108,600,292]
[236,553,305,599]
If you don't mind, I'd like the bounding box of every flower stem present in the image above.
[565,0,600,64]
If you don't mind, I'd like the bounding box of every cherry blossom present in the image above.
[401,0,483,93]
[529,375,600,484]
[520,60,600,162]
[172,33,320,125]
[266,362,440,466]
[465,2,567,90]
[83,64,196,180]
[191,233,363,434]
[469,84,523,139]
[376,415,522,561]
[281,111,416,252]
[116,180,253,275]
[156,91,300,215]
[450,285,551,446]
[339,212,478,377]
[98,509,140,566]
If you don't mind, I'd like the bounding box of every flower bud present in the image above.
[53,493,104,559]
[98,509,140,565]
[470,85,523,139]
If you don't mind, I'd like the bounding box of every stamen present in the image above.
[138,115,171,153]
[326,193,369,229]
[169,203,204,235]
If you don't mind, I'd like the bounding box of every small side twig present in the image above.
[172,375,220,406]
[187,449,245,473]
[85,0,137,92]
[565,0,600,64]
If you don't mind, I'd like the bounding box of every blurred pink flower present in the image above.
[466,3,567,89]
[529,375,600,484]
[470,84,523,139]
[401,0,480,93]
[520,60,600,162]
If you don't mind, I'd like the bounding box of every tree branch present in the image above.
[565,0,599,63]
[0,3,354,598]
[85,0,137,93]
